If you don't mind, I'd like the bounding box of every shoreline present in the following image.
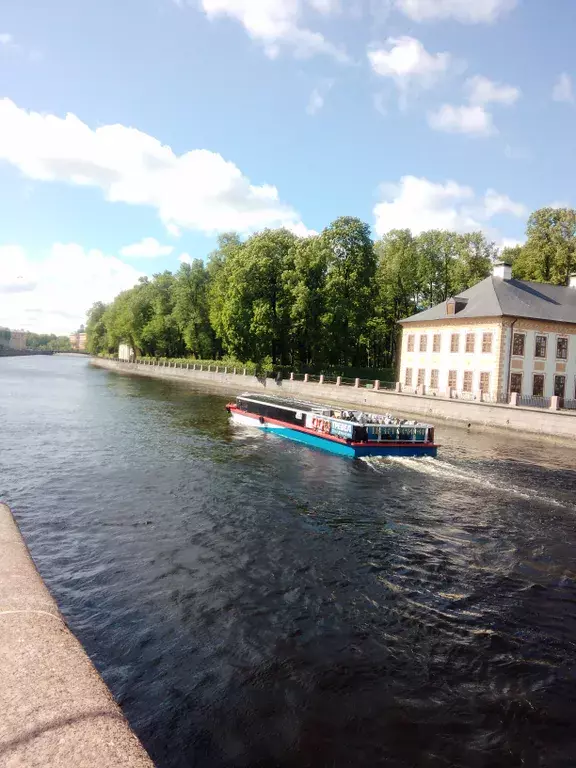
[91,358,576,444]
[0,502,153,767]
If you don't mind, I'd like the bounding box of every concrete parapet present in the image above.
[0,502,154,768]
[90,358,576,440]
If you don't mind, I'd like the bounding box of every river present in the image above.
[1,355,576,767]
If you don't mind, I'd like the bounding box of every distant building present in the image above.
[9,330,26,351]
[398,263,576,402]
[69,332,87,352]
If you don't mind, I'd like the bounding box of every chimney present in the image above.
[493,262,512,280]
[570,274,576,289]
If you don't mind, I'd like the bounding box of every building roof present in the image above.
[400,276,576,325]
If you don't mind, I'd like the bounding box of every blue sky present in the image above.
[1,0,575,333]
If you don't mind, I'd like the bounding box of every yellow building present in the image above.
[9,330,27,350]
[69,332,87,352]
[398,263,576,404]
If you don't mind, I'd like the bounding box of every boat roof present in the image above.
[237,393,434,428]
[238,393,331,413]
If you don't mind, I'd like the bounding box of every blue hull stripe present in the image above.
[262,425,437,459]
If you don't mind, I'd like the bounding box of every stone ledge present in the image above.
[0,503,154,768]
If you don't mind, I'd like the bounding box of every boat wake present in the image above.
[363,456,576,510]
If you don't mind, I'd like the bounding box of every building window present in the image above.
[407,334,415,352]
[479,372,490,393]
[510,373,523,394]
[418,368,426,386]
[482,332,493,354]
[535,335,547,358]
[465,333,475,354]
[450,334,460,353]
[448,370,457,390]
[405,368,413,386]
[419,334,428,353]
[463,371,473,392]
[557,337,568,360]
[512,333,525,357]
[554,375,566,399]
[433,334,441,353]
[430,369,439,389]
[533,374,545,397]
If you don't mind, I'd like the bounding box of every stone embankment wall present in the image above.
[92,358,576,439]
[0,502,153,768]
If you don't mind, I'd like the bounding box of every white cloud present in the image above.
[0,98,310,237]
[428,104,496,136]
[368,36,452,101]
[166,223,182,237]
[306,79,333,115]
[199,0,349,61]
[307,88,325,115]
[308,0,340,12]
[373,175,525,240]
[483,189,527,218]
[393,0,517,23]
[498,238,523,251]
[0,33,13,46]
[428,75,519,137]
[466,75,520,106]
[0,243,141,334]
[552,73,574,104]
[549,200,570,210]
[179,253,193,264]
[286,221,319,237]
[120,237,174,259]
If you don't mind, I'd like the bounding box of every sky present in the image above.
[1,0,575,334]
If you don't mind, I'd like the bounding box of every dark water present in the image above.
[2,356,576,768]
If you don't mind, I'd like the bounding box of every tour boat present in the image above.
[226,394,439,459]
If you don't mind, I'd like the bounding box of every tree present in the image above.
[513,207,576,284]
[172,260,214,359]
[86,302,108,355]
[208,233,243,359]
[218,229,297,364]
[285,235,328,368]
[451,232,495,294]
[321,217,376,367]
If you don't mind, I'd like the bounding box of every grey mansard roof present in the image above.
[400,277,576,325]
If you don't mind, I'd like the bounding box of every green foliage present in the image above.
[512,207,576,284]
[25,333,72,352]
[86,208,572,371]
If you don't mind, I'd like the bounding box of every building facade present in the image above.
[8,330,26,350]
[398,264,576,402]
[69,332,87,352]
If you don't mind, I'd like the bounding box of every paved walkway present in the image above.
[0,502,154,767]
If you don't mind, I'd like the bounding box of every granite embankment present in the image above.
[0,502,154,768]
[92,358,576,440]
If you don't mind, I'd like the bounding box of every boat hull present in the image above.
[229,410,438,459]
